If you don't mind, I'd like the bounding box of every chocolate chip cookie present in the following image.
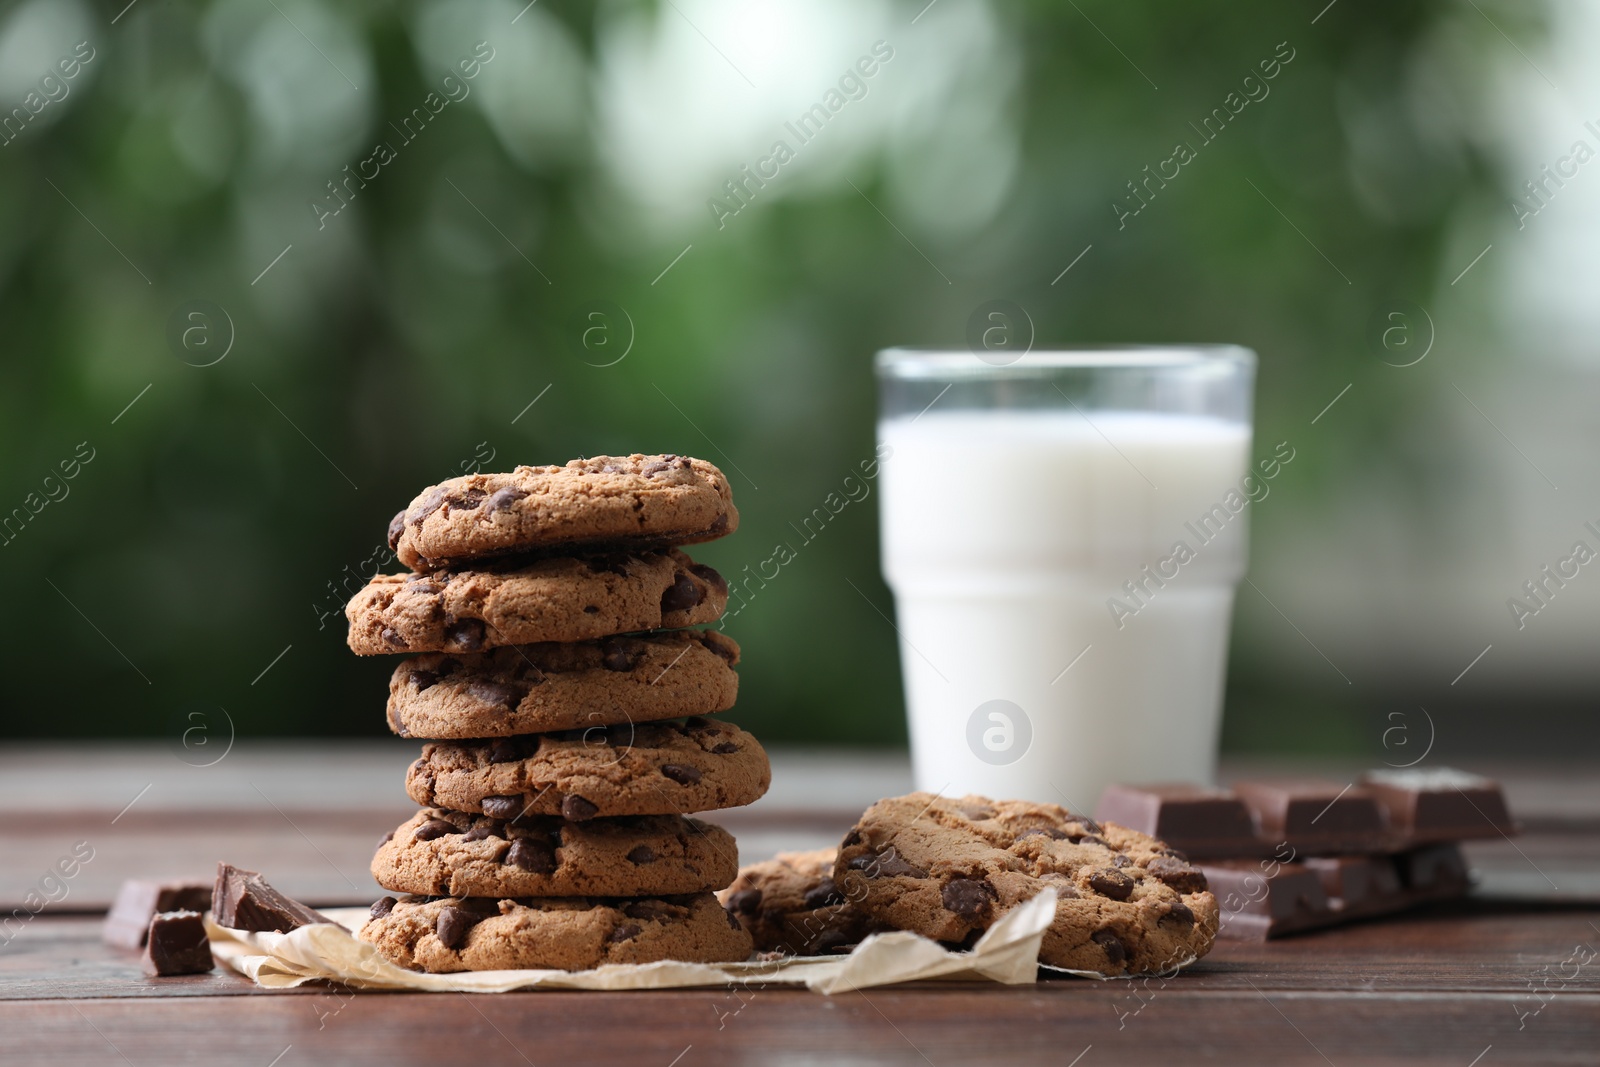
[834,794,1219,977]
[390,455,738,572]
[721,849,885,956]
[405,718,770,820]
[387,630,739,739]
[359,891,752,972]
[345,549,728,655]
[373,809,738,898]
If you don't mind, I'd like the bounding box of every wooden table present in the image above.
[4,744,1597,1066]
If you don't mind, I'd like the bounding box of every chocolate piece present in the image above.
[212,863,331,933]
[1096,783,1265,860]
[940,877,997,919]
[435,906,472,949]
[481,795,525,820]
[660,573,703,613]
[1361,768,1516,842]
[1090,929,1127,966]
[1302,855,1402,911]
[1088,869,1135,901]
[506,838,557,874]
[727,888,762,914]
[414,818,456,842]
[371,896,398,919]
[1233,779,1386,853]
[1203,861,1331,940]
[661,763,702,785]
[141,910,214,977]
[626,845,657,865]
[103,879,212,949]
[562,795,599,821]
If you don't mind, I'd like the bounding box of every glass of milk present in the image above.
[875,346,1256,810]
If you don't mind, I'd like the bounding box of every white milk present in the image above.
[877,409,1253,808]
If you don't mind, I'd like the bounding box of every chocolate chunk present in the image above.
[444,619,486,651]
[466,680,522,711]
[711,742,739,754]
[706,514,729,534]
[481,795,525,820]
[600,637,646,672]
[562,795,599,821]
[483,487,527,516]
[1095,784,1259,859]
[813,928,853,954]
[435,906,473,949]
[608,922,642,942]
[688,563,727,594]
[407,576,442,595]
[642,461,670,476]
[414,818,457,842]
[386,510,406,551]
[410,669,439,692]
[626,845,657,865]
[370,896,397,919]
[848,847,928,879]
[940,877,997,919]
[444,488,487,514]
[803,879,844,910]
[1234,779,1385,847]
[841,829,863,848]
[582,605,599,614]
[661,763,702,785]
[1361,768,1516,842]
[659,573,704,613]
[212,863,331,933]
[1146,855,1208,893]
[1091,929,1127,967]
[141,911,213,977]
[1014,827,1069,842]
[103,880,213,950]
[380,830,395,846]
[725,908,742,930]
[727,889,763,914]
[1088,869,1135,901]
[462,824,501,843]
[381,627,406,648]
[506,838,557,874]
[1162,901,1196,927]
[1111,854,1132,869]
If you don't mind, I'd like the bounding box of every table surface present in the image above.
[5,743,1598,1066]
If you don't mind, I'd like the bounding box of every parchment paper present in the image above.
[206,889,1138,993]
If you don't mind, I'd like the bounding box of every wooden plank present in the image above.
[4,984,1597,1067]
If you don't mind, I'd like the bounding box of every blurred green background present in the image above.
[5,0,1592,755]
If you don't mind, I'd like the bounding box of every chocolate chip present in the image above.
[414,818,456,842]
[600,637,646,672]
[462,825,500,842]
[659,573,704,614]
[841,829,863,848]
[445,619,486,651]
[725,908,741,930]
[940,877,998,919]
[1111,854,1132,869]
[608,923,641,943]
[407,578,441,595]
[386,511,406,551]
[1088,869,1135,901]
[483,487,527,516]
[582,605,599,614]
[410,487,449,526]
[626,845,657,865]
[803,879,844,910]
[443,488,487,515]
[1015,827,1069,842]
[487,738,529,764]
[370,896,396,919]
[410,670,439,692]
[466,680,522,711]
[481,795,524,820]
[1162,901,1196,928]
[506,838,557,874]
[688,563,727,595]
[711,742,739,754]
[562,795,599,821]
[642,461,670,476]
[726,889,762,915]
[706,514,729,534]
[848,847,927,879]
[661,764,702,785]
[435,906,473,949]
[1146,855,1208,893]
[381,627,406,648]
[1091,929,1127,967]
[622,900,678,921]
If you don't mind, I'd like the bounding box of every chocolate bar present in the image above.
[1204,844,1472,940]
[1095,769,1516,858]
[141,910,214,977]
[102,879,213,949]
[212,863,331,933]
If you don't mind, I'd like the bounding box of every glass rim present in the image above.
[875,344,1255,379]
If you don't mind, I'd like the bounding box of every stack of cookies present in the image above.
[345,455,767,972]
